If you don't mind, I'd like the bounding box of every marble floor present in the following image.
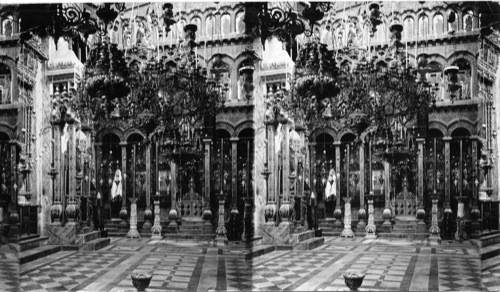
[10,236,499,291]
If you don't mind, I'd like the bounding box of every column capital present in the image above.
[229,137,239,142]
[119,142,128,147]
[416,138,426,143]
[333,142,342,146]
[443,136,452,141]
[308,142,317,146]
[203,138,212,143]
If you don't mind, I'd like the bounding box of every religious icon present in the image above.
[111,169,122,200]
[324,169,337,200]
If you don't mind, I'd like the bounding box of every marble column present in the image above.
[169,161,178,227]
[142,141,152,232]
[242,139,252,241]
[94,143,102,230]
[416,138,426,231]
[469,137,481,238]
[333,142,343,229]
[65,122,78,226]
[202,139,212,224]
[357,141,367,231]
[382,160,392,230]
[308,142,316,229]
[455,196,467,240]
[216,138,227,238]
[429,189,441,239]
[49,122,63,226]
[230,137,240,216]
[151,193,162,239]
[341,197,355,237]
[126,197,140,238]
[443,137,452,214]
[119,142,128,228]
[365,192,377,238]
[8,141,19,240]
[279,120,293,225]
[264,122,277,225]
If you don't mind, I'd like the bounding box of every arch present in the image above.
[418,14,429,36]
[429,120,448,137]
[0,123,14,139]
[403,16,414,40]
[447,119,475,136]
[126,132,144,143]
[191,16,202,38]
[0,131,10,141]
[339,131,356,142]
[446,51,475,70]
[310,127,337,142]
[215,121,234,137]
[451,127,471,137]
[220,13,231,36]
[124,128,145,142]
[205,14,216,37]
[0,62,12,104]
[237,128,254,139]
[96,127,124,143]
[235,10,245,34]
[428,128,444,138]
[101,132,121,144]
[234,120,254,137]
[433,13,444,35]
[463,9,474,32]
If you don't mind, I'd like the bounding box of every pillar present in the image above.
[151,193,162,239]
[216,138,227,238]
[169,161,178,227]
[429,189,441,239]
[94,142,103,230]
[333,142,343,229]
[8,141,19,240]
[119,142,128,228]
[341,197,355,237]
[242,138,252,241]
[382,159,392,230]
[469,137,481,238]
[416,138,426,231]
[365,192,377,238]
[443,136,453,238]
[202,139,212,224]
[142,141,152,232]
[357,141,367,231]
[308,142,317,230]
[264,122,277,225]
[127,197,140,238]
[279,120,293,225]
[49,122,62,226]
[230,137,239,215]
[65,122,78,225]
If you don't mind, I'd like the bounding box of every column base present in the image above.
[416,221,427,233]
[356,220,367,231]
[381,221,392,233]
[279,220,293,227]
[341,227,355,238]
[126,229,141,238]
[365,233,377,239]
[429,234,441,240]
[142,221,152,233]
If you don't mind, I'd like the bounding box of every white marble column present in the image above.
[151,194,162,239]
[126,197,140,238]
[365,192,377,238]
[341,197,355,237]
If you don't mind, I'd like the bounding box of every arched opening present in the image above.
[206,15,215,37]
[126,134,146,220]
[403,17,414,40]
[427,61,444,101]
[191,17,202,39]
[221,13,231,36]
[451,58,472,100]
[237,128,254,237]
[433,14,444,35]
[463,10,474,32]
[340,133,360,218]
[0,63,12,104]
[418,15,429,37]
[2,16,13,37]
[313,132,334,219]
[213,129,232,224]
[98,133,122,220]
[450,127,472,233]
[235,11,245,34]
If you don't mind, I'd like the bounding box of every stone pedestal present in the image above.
[365,193,377,238]
[429,197,441,239]
[241,198,252,241]
[279,201,293,226]
[151,195,162,239]
[333,200,343,230]
[50,201,63,227]
[127,198,140,238]
[381,208,392,232]
[119,206,128,229]
[48,224,77,245]
[356,208,367,231]
[341,197,354,238]
[65,201,78,226]
[262,224,294,245]
[216,196,227,239]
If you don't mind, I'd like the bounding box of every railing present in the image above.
[481,200,500,231]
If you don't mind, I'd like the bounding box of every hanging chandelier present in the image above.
[72,3,226,149]
[277,5,433,158]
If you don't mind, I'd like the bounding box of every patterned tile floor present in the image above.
[15,236,495,291]
[0,244,19,292]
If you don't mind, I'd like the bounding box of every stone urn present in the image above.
[343,272,365,291]
[131,273,152,291]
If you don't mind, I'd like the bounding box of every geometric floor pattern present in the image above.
[0,244,19,292]
[16,236,488,291]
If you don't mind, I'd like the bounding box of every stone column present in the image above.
[229,137,240,216]
[308,142,316,230]
[49,122,62,226]
[119,142,128,228]
[416,138,426,231]
[382,160,392,231]
[7,141,19,240]
[333,142,343,229]
[429,189,441,239]
[202,139,212,224]
[127,197,140,238]
[65,121,78,226]
[443,137,452,213]
[216,138,227,238]
[469,137,481,238]
[357,141,367,231]
[142,141,153,232]
[242,139,252,241]
[169,161,178,227]
[365,192,377,238]
[279,120,293,225]
[151,193,162,239]
[341,196,355,237]
[264,122,277,225]
[94,143,102,230]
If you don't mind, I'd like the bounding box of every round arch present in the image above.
[309,127,337,142]
[429,120,448,136]
[0,123,14,139]
[96,128,124,143]
[447,119,476,136]
[124,128,145,142]
[234,121,254,137]
[215,121,235,137]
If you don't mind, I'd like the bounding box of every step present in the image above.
[20,245,61,264]
[379,232,429,239]
[245,245,275,260]
[80,238,110,251]
[291,230,315,244]
[19,236,49,252]
[76,231,101,245]
[481,244,500,261]
[293,237,325,250]
[481,232,500,248]
[163,233,215,240]
[481,230,500,238]
[482,254,500,271]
